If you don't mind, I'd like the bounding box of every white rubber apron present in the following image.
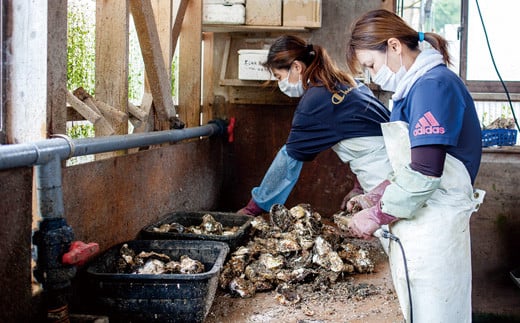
[381,121,485,323]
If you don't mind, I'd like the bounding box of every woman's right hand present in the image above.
[341,179,391,213]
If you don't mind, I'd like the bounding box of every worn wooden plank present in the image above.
[95,0,129,137]
[47,0,68,136]
[7,0,48,143]
[130,0,175,122]
[137,0,175,131]
[202,32,214,123]
[178,0,202,127]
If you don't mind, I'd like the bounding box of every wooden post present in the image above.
[7,0,48,143]
[178,0,202,128]
[202,32,215,124]
[95,0,129,137]
[47,0,68,136]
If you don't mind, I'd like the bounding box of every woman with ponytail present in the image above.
[238,34,393,221]
[345,9,484,322]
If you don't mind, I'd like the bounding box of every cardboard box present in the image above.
[203,0,245,25]
[238,49,276,80]
[282,0,321,28]
[246,0,282,26]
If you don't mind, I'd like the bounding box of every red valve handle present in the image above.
[227,117,236,143]
[62,241,99,266]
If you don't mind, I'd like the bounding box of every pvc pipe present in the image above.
[0,122,224,170]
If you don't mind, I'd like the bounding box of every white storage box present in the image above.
[203,0,245,25]
[238,49,275,81]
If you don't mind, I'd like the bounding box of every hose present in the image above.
[375,228,413,323]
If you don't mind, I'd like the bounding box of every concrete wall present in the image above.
[472,149,520,316]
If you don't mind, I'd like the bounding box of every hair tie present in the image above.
[418,31,425,42]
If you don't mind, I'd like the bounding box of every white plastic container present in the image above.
[203,0,245,25]
[237,49,276,80]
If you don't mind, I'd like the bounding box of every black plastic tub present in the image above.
[140,211,252,252]
[85,239,229,323]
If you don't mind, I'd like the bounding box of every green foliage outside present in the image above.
[67,0,96,95]
[67,122,95,139]
[66,0,177,117]
[425,0,460,34]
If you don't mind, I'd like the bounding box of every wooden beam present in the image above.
[179,0,202,127]
[95,0,129,137]
[47,0,68,136]
[66,91,114,136]
[171,0,190,57]
[130,0,176,122]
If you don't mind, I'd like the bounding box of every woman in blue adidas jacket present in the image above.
[345,9,485,322]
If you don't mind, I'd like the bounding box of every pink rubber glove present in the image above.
[344,180,391,213]
[340,176,364,210]
[237,198,265,216]
[348,202,397,240]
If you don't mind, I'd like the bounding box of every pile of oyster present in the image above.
[219,204,376,303]
[116,243,205,275]
[152,213,240,236]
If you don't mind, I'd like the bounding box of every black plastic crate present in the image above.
[85,239,229,323]
[140,211,252,252]
[511,267,520,289]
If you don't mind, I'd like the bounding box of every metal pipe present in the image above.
[0,121,225,170]
[36,154,65,219]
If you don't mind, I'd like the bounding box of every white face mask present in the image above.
[278,68,305,97]
[372,51,407,92]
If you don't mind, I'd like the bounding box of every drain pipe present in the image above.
[2,120,229,322]
[32,154,76,322]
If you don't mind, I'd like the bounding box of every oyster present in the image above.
[288,204,310,219]
[333,211,353,234]
[270,204,293,232]
[137,259,165,274]
[229,276,255,298]
[275,283,301,305]
[179,255,205,274]
[338,242,374,273]
[218,203,379,304]
[152,222,185,233]
[312,237,345,273]
[200,213,223,235]
[151,213,239,236]
[116,245,204,275]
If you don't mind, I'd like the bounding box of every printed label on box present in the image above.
[238,50,276,80]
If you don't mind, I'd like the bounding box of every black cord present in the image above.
[474,0,519,131]
[381,229,413,323]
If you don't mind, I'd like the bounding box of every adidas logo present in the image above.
[413,111,445,136]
